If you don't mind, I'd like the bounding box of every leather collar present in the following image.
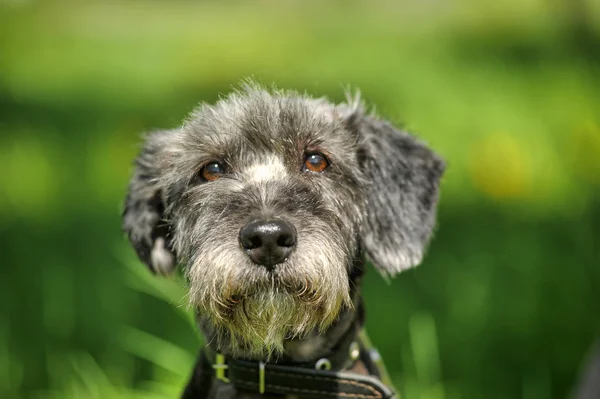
[203,336,395,399]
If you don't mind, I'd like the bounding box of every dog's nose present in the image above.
[239,220,297,268]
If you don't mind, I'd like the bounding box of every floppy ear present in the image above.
[348,111,445,276]
[122,130,177,275]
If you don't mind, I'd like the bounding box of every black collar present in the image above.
[203,333,396,399]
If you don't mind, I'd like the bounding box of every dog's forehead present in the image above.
[183,93,354,159]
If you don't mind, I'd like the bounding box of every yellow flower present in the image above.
[469,132,531,199]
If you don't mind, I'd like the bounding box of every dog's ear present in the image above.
[345,108,445,277]
[122,130,177,276]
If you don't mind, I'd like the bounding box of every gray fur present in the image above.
[122,83,444,361]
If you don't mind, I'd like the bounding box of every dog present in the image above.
[122,83,444,398]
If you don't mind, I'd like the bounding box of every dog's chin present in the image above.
[199,287,350,360]
[187,248,353,359]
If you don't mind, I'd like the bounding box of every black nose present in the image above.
[239,220,297,268]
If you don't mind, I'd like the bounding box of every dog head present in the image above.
[123,85,444,358]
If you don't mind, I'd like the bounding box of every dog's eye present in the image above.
[303,153,329,173]
[199,162,225,182]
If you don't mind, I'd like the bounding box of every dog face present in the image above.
[123,85,444,358]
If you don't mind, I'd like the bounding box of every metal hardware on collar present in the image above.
[212,353,230,383]
[349,341,360,361]
[258,361,266,394]
[315,358,332,370]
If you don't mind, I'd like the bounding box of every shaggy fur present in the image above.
[123,83,444,364]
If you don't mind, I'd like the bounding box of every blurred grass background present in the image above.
[1,0,599,398]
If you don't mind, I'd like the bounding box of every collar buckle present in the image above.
[213,353,266,394]
[212,353,230,383]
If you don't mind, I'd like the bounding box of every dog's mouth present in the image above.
[222,276,321,306]
[209,274,326,323]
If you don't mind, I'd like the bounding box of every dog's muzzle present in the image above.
[239,219,297,269]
